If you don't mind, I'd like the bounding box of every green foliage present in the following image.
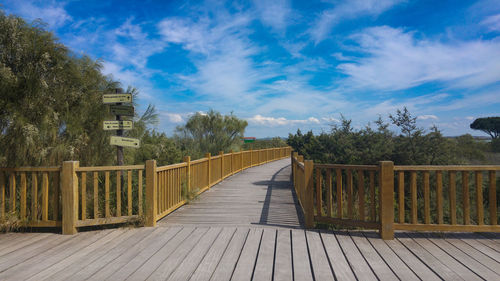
[288,108,486,165]
[470,117,500,139]
[241,137,287,150]
[175,110,248,159]
[129,130,181,166]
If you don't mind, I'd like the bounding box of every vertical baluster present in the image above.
[105,171,110,218]
[336,169,343,218]
[347,169,353,219]
[449,171,457,225]
[489,171,497,225]
[53,172,59,221]
[476,171,483,225]
[31,173,37,220]
[370,171,376,222]
[463,171,470,225]
[9,173,16,212]
[423,171,430,224]
[326,169,332,217]
[358,170,365,221]
[398,171,404,223]
[20,173,26,219]
[410,171,417,224]
[81,172,86,220]
[138,170,143,216]
[316,168,322,216]
[128,170,132,216]
[93,172,98,218]
[116,171,121,217]
[436,171,443,224]
[42,172,49,221]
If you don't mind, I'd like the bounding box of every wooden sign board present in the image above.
[103,94,132,104]
[110,136,140,148]
[103,120,133,130]
[110,105,134,116]
[243,137,256,143]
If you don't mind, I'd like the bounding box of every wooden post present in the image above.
[304,160,314,228]
[240,151,243,171]
[184,156,191,193]
[250,149,253,167]
[379,161,394,240]
[219,151,224,180]
[230,150,234,175]
[206,153,211,188]
[145,160,157,227]
[62,161,79,235]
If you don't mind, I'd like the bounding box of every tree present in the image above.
[175,110,248,158]
[470,117,500,139]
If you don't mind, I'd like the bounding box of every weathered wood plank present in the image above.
[320,231,355,281]
[306,230,334,281]
[336,230,377,281]
[253,228,276,281]
[291,229,313,281]
[190,228,236,281]
[209,228,249,281]
[231,228,263,281]
[273,229,293,281]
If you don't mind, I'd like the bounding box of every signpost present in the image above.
[243,137,256,143]
[110,105,135,116]
[102,94,132,104]
[110,136,140,148]
[103,120,133,130]
[103,89,140,166]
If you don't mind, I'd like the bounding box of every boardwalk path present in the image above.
[0,159,499,280]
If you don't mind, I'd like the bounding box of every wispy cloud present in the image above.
[481,13,500,31]
[252,0,292,34]
[417,115,439,120]
[248,115,320,126]
[309,0,405,43]
[337,26,500,91]
[3,0,72,28]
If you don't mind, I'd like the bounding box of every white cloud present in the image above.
[338,26,500,91]
[252,0,292,33]
[4,0,72,28]
[160,112,184,123]
[309,0,405,43]
[417,115,438,120]
[248,115,321,127]
[481,13,500,31]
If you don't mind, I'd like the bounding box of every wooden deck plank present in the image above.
[424,233,500,280]
[396,234,464,280]
[146,227,209,281]
[167,227,222,281]
[0,233,51,257]
[335,230,377,281]
[127,227,195,280]
[408,233,482,281]
[0,231,107,280]
[349,231,398,280]
[305,230,334,281]
[320,231,356,281]
[291,230,313,281]
[273,229,293,281]
[451,233,500,263]
[88,227,178,280]
[231,228,263,281]
[209,228,249,281]
[104,227,182,280]
[190,228,237,281]
[384,235,440,280]
[363,232,419,280]
[253,228,277,281]
[26,229,126,281]
[443,234,500,274]
[68,228,155,281]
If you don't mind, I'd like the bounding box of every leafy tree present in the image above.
[470,117,500,139]
[175,110,248,158]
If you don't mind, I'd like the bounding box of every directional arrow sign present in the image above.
[110,105,134,116]
[110,136,140,148]
[103,94,132,104]
[103,120,133,130]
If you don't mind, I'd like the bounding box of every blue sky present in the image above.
[3,0,500,138]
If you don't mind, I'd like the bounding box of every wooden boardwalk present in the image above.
[0,159,499,280]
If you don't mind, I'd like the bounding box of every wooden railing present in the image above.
[147,147,292,226]
[291,152,500,239]
[0,167,61,227]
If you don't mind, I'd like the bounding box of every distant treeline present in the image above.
[287,108,490,165]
